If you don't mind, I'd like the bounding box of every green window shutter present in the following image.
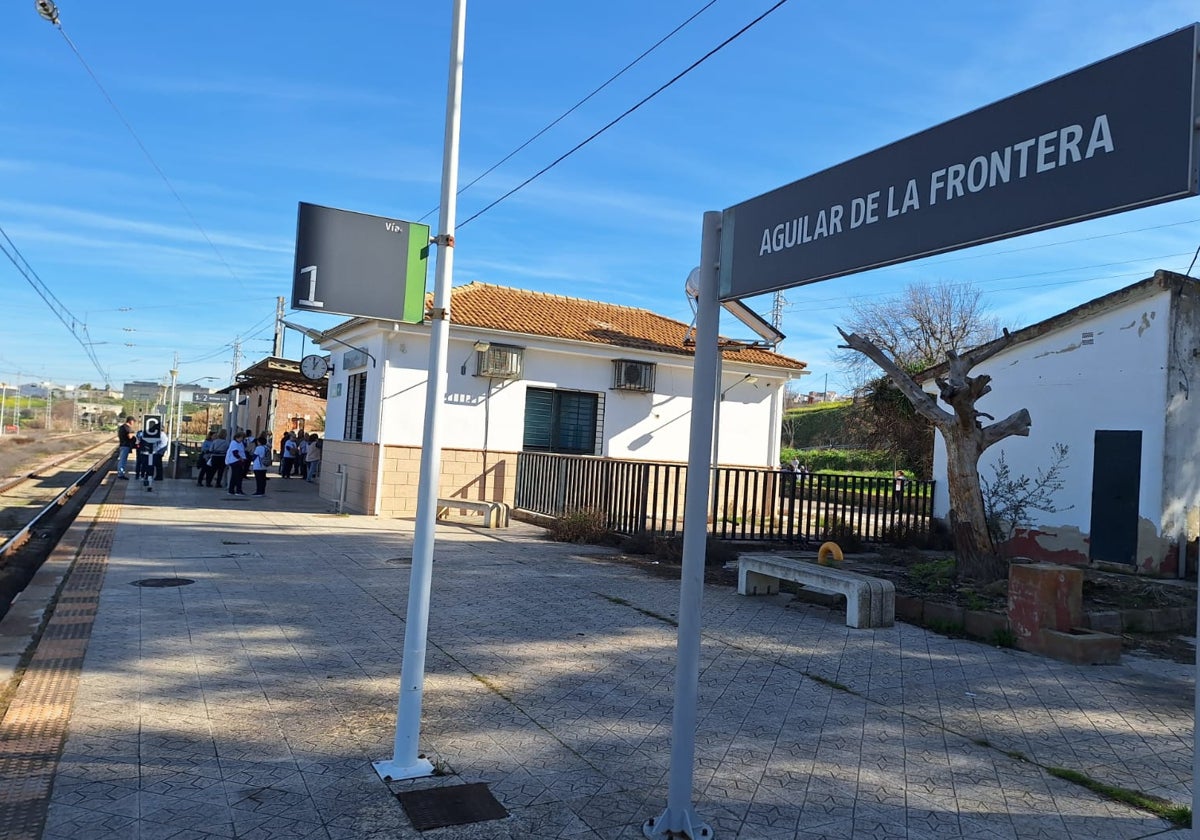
[523,388,554,451]
[555,392,597,454]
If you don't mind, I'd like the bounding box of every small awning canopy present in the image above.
[217,356,328,399]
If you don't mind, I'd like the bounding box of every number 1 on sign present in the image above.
[298,265,324,308]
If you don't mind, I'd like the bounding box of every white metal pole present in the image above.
[643,211,720,840]
[374,0,467,783]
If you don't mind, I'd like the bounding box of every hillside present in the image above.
[780,401,854,449]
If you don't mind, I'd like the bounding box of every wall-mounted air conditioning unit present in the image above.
[475,344,524,378]
[612,359,655,392]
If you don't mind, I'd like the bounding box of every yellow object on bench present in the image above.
[817,541,844,566]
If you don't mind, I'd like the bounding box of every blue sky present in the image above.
[2,1,1198,396]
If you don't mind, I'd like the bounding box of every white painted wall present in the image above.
[321,324,792,467]
[929,287,1173,534]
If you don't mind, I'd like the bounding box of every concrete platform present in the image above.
[0,472,1194,839]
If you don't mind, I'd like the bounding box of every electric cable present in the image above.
[36,2,248,292]
[0,222,110,384]
[458,0,792,228]
[419,0,722,223]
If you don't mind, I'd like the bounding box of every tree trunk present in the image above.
[944,435,1006,583]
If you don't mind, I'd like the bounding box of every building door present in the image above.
[1088,430,1141,565]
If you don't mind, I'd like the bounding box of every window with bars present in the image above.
[522,388,599,455]
[344,372,367,441]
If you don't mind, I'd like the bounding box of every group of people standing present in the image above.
[277,431,322,482]
[118,417,323,499]
[194,428,322,498]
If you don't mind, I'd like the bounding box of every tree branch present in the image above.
[837,327,953,428]
[958,327,1013,369]
[981,408,1032,450]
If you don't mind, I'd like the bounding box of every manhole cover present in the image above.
[397,782,507,831]
[130,578,195,588]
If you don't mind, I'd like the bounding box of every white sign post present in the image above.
[643,210,720,840]
[372,0,468,783]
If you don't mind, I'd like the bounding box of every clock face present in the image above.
[300,354,329,380]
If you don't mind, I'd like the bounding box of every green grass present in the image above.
[598,594,677,626]
[1046,767,1191,826]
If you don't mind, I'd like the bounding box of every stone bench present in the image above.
[737,553,895,629]
[436,498,510,529]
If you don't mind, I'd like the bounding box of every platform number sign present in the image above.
[292,202,430,324]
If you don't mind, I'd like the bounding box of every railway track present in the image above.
[0,437,114,619]
[0,438,114,551]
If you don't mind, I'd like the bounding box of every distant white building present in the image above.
[313,283,807,517]
[921,270,1200,577]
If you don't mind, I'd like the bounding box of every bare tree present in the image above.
[836,281,1000,387]
[846,373,935,477]
[838,327,1030,583]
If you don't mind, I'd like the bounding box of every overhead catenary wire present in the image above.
[36,1,247,292]
[0,222,110,384]
[419,0,722,224]
[458,0,792,228]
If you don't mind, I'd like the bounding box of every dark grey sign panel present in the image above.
[190,393,227,404]
[292,202,430,323]
[720,24,1200,301]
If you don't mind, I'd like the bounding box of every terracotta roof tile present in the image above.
[447,283,806,371]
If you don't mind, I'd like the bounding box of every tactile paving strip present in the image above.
[0,476,124,840]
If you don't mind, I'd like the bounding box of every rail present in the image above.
[0,446,113,559]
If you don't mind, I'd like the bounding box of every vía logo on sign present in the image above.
[384,221,404,233]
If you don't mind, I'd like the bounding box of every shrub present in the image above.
[910,557,955,593]
[780,447,899,474]
[818,515,862,553]
[992,627,1017,648]
[546,508,612,544]
[620,531,656,555]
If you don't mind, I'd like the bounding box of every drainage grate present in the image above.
[386,556,412,565]
[397,783,507,831]
[130,578,195,587]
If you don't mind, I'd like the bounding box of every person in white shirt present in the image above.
[224,431,248,496]
[250,435,270,496]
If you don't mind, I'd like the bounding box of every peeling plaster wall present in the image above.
[929,284,1177,571]
[1161,283,1200,557]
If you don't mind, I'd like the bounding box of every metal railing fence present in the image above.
[515,451,935,544]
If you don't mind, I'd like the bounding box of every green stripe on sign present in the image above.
[402,222,431,324]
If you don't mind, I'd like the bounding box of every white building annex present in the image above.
[922,270,1200,576]
[312,283,808,517]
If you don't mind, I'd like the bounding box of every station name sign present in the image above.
[719,24,1200,301]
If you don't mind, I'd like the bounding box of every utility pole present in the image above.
[266,297,284,448]
[770,290,786,332]
[230,340,242,386]
[169,352,180,436]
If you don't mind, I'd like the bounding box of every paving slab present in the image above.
[0,473,1193,839]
